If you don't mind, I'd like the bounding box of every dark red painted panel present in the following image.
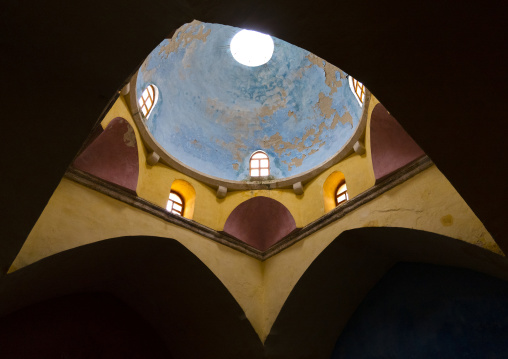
[73,117,139,192]
[371,103,425,182]
[224,197,297,251]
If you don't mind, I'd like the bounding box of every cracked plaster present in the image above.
[137,22,363,181]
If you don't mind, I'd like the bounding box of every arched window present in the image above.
[250,151,270,177]
[168,179,196,219]
[138,84,158,118]
[336,182,349,206]
[323,171,348,213]
[166,190,184,216]
[348,76,365,106]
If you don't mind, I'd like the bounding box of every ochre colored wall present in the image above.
[9,178,265,340]
[261,165,501,341]
[11,94,500,343]
[11,165,500,342]
[97,94,377,231]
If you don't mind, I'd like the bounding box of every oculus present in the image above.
[230,29,274,67]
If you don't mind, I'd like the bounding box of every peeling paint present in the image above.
[137,22,363,181]
[158,20,211,59]
[316,92,335,119]
[306,54,345,95]
[123,126,136,147]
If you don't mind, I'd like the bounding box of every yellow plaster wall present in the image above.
[98,95,377,231]
[10,164,500,342]
[10,178,265,339]
[14,94,498,342]
[260,164,501,340]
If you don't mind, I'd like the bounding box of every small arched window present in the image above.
[166,190,184,216]
[138,84,158,118]
[250,151,270,177]
[336,182,349,206]
[348,76,365,106]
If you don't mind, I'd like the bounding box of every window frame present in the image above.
[166,190,185,216]
[348,76,365,106]
[249,151,270,177]
[138,84,158,119]
[335,181,349,206]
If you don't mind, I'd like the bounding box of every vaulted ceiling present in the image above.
[2,0,505,266]
[0,0,507,357]
[137,21,363,181]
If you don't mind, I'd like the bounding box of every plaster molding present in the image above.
[128,73,370,191]
[293,182,304,195]
[216,185,228,199]
[146,151,160,166]
[354,140,366,155]
[65,167,264,260]
[121,83,130,96]
[65,156,433,261]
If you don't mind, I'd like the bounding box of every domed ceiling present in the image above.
[136,21,365,183]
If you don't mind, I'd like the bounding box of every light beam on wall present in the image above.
[230,29,274,67]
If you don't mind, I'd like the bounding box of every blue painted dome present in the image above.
[136,21,364,182]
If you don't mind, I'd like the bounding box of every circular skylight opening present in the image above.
[230,30,274,67]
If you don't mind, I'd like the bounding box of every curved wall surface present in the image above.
[370,103,424,181]
[223,196,297,251]
[136,21,364,182]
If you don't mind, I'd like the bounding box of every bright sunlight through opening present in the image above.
[230,29,274,67]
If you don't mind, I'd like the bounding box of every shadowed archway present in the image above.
[0,237,264,359]
[265,227,508,359]
[0,292,172,358]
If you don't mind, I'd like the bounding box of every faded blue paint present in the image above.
[137,21,363,181]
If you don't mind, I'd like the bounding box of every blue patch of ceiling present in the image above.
[137,21,363,181]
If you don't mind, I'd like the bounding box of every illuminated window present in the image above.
[348,76,365,106]
[166,191,184,216]
[336,182,349,206]
[230,29,274,67]
[250,151,270,177]
[138,84,158,118]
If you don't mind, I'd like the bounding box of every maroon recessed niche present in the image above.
[370,103,425,182]
[223,197,297,251]
[73,117,139,192]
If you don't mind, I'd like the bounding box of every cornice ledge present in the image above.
[261,155,433,259]
[64,167,264,260]
[65,155,433,261]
